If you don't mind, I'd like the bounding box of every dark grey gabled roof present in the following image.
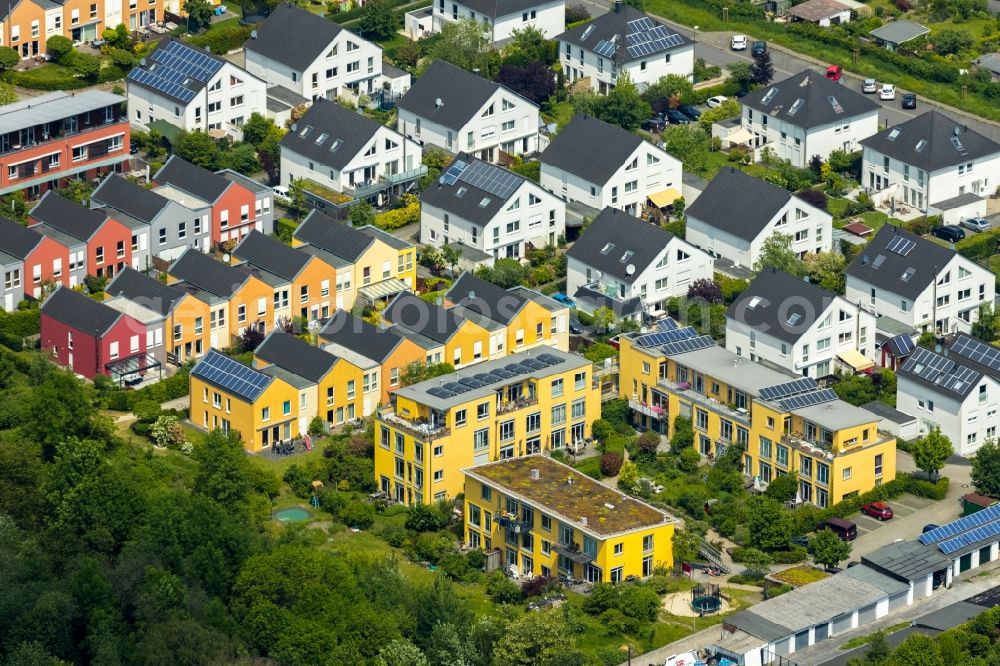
[233,230,311,282]
[860,111,1000,172]
[862,539,951,582]
[896,345,981,399]
[0,215,45,260]
[384,291,463,345]
[29,191,109,242]
[255,329,339,384]
[446,272,528,325]
[685,167,794,241]
[869,19,929,45]
[320,310,404,363]
[92,174,171,223]
[741,70,879,130]
[572,285,643,319]
[244,2,346,71]
[845,225,954,300]
[279,98,385,172]
[293,210,376,263]
[41,286,122,336]
[168,249,251,299]
[540,114,644,185]
[556,4,691,66]
[154,155,231,204]
[106,267,188,316]
[566,207,675,284]
[726,268,836,344]
[420,153,528,227]
[398,60,534,131]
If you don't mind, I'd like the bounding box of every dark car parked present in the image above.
[678,104,701,120]
[751,40,767,56]
[932,225,966,242]
[641,116,666,132]
[665,109,689,125]
[902,93,917,109]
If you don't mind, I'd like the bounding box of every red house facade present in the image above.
[0,90,129,198]
[0,216,70,306]
[41,286,147,379]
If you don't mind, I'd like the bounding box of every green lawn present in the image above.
[828,197,850,220]
[7,63,86,89]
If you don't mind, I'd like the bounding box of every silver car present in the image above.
[862,78,877,93]
[963,217,991,232]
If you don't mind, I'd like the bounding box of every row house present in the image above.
[0,90,129,197]
[383,290,493,370]
[424,0,565,43]
[0,215,68,309]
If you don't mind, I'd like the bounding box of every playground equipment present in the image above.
[690,583,722,615]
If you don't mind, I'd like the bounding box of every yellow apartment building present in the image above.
[463,455,679,582]
[190,349,300,452]
[375,346,600,506]
[446,272,570,354]
[233,230,339,323]
[254,329,366,430]
[619,334,897,507]
[292,210,417,311]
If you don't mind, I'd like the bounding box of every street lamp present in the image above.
[693,25,699,44]
[619,644,633,666]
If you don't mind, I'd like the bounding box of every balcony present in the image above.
[0,107,127,159]
[553,542,595,564]
[495,511,532,534]
[345,165,429,199]
[658,377,751,425]
[782,430,894,460]
[497,396,538,415]
[379,410,450,442]
[629,398,667,420]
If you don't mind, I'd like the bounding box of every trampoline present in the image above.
[690,583,722,615]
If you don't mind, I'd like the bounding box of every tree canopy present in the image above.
[911,428,953,481]
[972,438,1000,497]
[809,528,851,569]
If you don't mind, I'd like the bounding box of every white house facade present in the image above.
[740,70,880,167]
[430,0,565,42]
[397,60,539,163]
[685,167,833,269]
[539,113,681,217]
[420,154,565,262]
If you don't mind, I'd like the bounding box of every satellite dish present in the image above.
[435,97,443,108]
[139,57,147,67]
[250,29,258,40]
[222,253,231,263]
[626,264,636,276]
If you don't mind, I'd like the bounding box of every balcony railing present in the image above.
[346,165,429,199]
[629,398,667,420]
[553,542,595,564]
[0,113,127,158]
[782,430,893,460]
[379,410,450,442]
[658,377,751,425]
[495,512,532,533]
[497,396,538,415]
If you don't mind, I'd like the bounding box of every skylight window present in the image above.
[951,136,967,154]
[620,250,634,263]
[479,197,491,207]
[787,98,804,116]
[456,187,467,198]
[315,132,328,145]
[748,296,761,309]
[827,95,844,114]
[330,139,342,152]
[601,243,615,255]
[888,128,900,141]
[915,140,927,152]
[787,313,801,326]
[901,268,915,282]
[581,24,595,40]
[761,87,779,104]
[873,254,886,268]
[299,126,311,138]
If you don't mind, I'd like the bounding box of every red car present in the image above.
[825,64,842,81]
[862,502,894,520]
[608,335,621,350]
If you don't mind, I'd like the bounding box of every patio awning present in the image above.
[726,127,755,145]
[647,187,681,208]
[105,351,162,382]
[358,277,410,303]
[838,349,874,372]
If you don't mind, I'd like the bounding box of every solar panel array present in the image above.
[594,39,617,58]
[759,377,819,402]
[440,159,469,186]
[628,17,656,31]
[890,334,916,357]
[656,318,679,331]
[886,235,916,256]
[421,353,565,401]
[662,335,714,356]
[457,160,521,200]
[192,350,271,402]
[901,346,952,379]
[128,40,222,104]
[778,388,838,411]
[919,502,1000,545]
[634,326,698,348]
[624,19,685,59]
[939,521,1000,555]
[951,335,1000,372]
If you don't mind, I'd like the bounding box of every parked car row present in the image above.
[641,105,703,132]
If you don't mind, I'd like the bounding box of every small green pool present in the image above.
[274,507,311,522]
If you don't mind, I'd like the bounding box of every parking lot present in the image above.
[849,494,938,541]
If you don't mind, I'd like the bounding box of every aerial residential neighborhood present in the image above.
[7,0,1000,664]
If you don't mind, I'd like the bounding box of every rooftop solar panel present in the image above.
[952,335,1000,372]
[920,502,1000,545]
[634,327,699,348]
[656,318,679,331]
[457,160,521,200]
[759,377,819,402]
[661,335,714,356]
[192,350,271,402]
[778,388,838,411]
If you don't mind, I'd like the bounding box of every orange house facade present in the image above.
[0,90,129,198]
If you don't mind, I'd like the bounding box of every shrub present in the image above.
[378,523,408,548]
[766,583,794,598]
[339,500,376,529]
[600,452,624,476]
[485,570,524,604]
[565,3,590,23]
[188,25,254,55]
[584,583,661,622]
[373,199,420,231]
[438,551,482,583]
[771,546,809,564]
[405,502,450,532]
[599,608,641,636]
[677,447,701,473]
[575,310,595,326]
[797,188,828,211]
[591,418,614,442]
[637,430,661,456]
[644,574,673,594]
[728,573,765,586]
[521,575,549,598]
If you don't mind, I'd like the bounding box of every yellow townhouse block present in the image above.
[190,349,301,453]
[619,333,897,506]
[374,346,601,506]
[463,455,679,583]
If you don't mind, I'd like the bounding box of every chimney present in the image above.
[614,0,623,12]
[469,290,475,300]
[530,468,539,480]
[580,516,588,526]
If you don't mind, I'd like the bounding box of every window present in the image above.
[759,437,772,459]
[551,404,566,425]
[614,543,624,556]
[230,96,244,107]
[72,146,87,162]
[434,470,443,482]
[843,467,852,480]
[571,399,586,420]
[455,408,467,427]
[776,445,789,467]
[95,247,105,264]
[478,402,490,419]
[474,428,489,451]
[551,378,563,397]
[874,454,883,477]
[500,419,515,441]
[526,412,541,432]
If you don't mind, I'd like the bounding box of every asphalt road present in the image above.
[574,0,1000,142]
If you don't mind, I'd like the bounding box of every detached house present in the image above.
[154,155,273,245]
[424,0,565,43]
[740,70,879,167]
[0,215,69,307]
[860,111,1000,224]
[279,98,424,203]
[243,3,383,101]
[566,207,712,321]
[28,191,132,282]
[420,153,565,263]
[397,60,540,163]
[726,268,876,379]
[232,230,338,323]
[91,174,211,264]
[41,286,147,380]
[556,2,693,92]
[685,167,833,269]
[844,225,994,336]
[539,113,681,217]
[127,38,266,139]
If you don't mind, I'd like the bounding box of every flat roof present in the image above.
[669,344,796,395]
[0,90,123,136]
[793,401,879,430]
[863,539,952,580]
[260,364,313,390]
[103,295,165,325]
[842,563,911,595]
[320,342,378,370]
[464,454,678,537]
[862,401,917,425]
[153,184,210,209]
[392,346,591,411]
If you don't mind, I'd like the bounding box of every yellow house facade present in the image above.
[375,346,600,506]
[383,290,494,370]
[190,349,300,453]
[619,334,897,507]
[463,455,679,582]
